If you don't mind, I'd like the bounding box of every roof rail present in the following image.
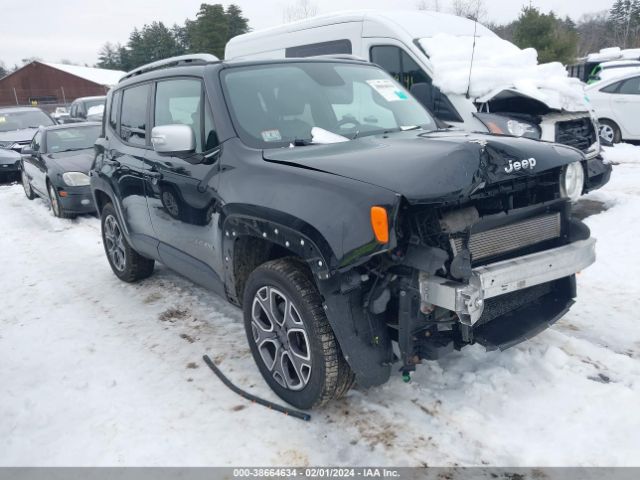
[120,54,220,82]
[309,54,368,62]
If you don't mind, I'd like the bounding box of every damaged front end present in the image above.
[323,140,597,384]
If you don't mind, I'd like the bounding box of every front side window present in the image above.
[109,90,121,132]
[120,84,150,146]
[0,109,55,132]
[46,126,101,153]
[619,77,640,95]
[154,78,203,152]
[370,46,461,122]
[221,62,437,149]
[31,131,42,151]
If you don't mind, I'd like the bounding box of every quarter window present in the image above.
[120,84,150,146]
[285,39,352,58]
[618,77,640,95]
[600,81,622,94]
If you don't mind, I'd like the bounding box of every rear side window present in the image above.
[618,77,640,95]
[120,84,150,146]
[370,45,462,122]
[285,39,352,58]
[109,90,121,133]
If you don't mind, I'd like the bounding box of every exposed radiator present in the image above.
[452,212,562,261]
[555,117,596,152]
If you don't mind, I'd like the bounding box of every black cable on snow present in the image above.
[202,354,311,422]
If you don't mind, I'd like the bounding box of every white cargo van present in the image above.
[225,10,601,160]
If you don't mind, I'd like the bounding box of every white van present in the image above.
[225,10,601,160]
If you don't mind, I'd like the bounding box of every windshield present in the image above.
[0,110,55,132]
[46,125,101,153]
[221,62,437,148]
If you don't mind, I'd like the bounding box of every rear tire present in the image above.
[599,119,622,144]
[243,257,354,409]
[21,169,36,200]
[101,203,155,282]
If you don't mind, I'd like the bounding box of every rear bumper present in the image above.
[419,238,596,326]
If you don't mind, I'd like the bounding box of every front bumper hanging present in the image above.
[419,238,596,326]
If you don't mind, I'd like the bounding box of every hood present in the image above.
[0,127,38,144]
[263,130,583,204]
[0,148,21,165]
[46,149,94,174]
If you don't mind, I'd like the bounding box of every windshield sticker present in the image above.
[367,79,408,102]
[261,129,282,142]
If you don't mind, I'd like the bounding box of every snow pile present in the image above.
[587,47,640,63]
[602,143,640,165]
[419,35,587,111]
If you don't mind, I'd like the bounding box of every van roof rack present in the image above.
[120,54,220,82]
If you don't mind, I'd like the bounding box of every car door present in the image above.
[23,130,47,195]
[143,77,224,292]
[611,76,640,137]
[98,83,157,257]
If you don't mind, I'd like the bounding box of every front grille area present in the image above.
[452,212,562,261]
[555,117,596,152]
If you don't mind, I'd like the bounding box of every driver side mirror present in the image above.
[151,125,196,154]
[21,146,35,156]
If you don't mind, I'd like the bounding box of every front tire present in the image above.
[47,181,75,219]
[243,257,354,409]
[21,170,36,200]
[101,203,155,282]
[599,119,622,144]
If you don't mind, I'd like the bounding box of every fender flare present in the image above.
[221,208,393,387]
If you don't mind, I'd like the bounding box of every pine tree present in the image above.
[512,7,578,64]
[187,4,229,59]
[96,42,123,70]
[226,4,250,40]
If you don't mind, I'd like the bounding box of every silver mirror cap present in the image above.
[151,125,195,153]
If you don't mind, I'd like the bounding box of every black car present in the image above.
[64,96,106,123]
[21,122,100,218]
[0,147,21,181]
[0,107,56,152]
[91,55,603,409]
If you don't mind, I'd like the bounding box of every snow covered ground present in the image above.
[1,146,639,467]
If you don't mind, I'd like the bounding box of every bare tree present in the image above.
[416,0,441,11]
[451,0,487,22]
[283,0,318,22]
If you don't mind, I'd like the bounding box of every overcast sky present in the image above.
[0,0,613,69]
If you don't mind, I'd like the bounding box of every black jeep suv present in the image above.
[91,54,600,409]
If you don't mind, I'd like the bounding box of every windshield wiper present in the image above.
[291,138,313,147]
